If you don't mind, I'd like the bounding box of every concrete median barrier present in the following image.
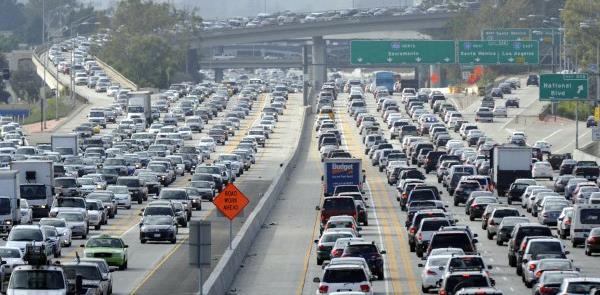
[202,105,311,295]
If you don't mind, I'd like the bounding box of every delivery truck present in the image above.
[10,160,54,218]
[0,171,20,236]
[491,145,533,197]
[51,134,79,157]
[128,91,152,126]
[322,158,364,196]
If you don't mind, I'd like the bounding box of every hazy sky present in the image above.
[88,0,415,19]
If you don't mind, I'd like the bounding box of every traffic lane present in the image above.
[129,95,304,295]
[229,115,325,295]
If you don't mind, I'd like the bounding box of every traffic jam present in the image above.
[312,75,600,295]
[0,35,300,294]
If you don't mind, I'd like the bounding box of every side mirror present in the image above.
[313,277,320,283]
[380,250,386,254]
[522,259,528,263]
[487,265,493,270]
[80,244,85,248]
[565,251,570,255]
[473,233,478,238]
[473,239,479,244]
[314,239,319,244]
[125,245,129,248]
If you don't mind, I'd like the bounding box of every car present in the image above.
[139,215,178,244]
[524,258,578,288]
[418,254,452,293]
[437,271,496,295]
[56,211,89,239]
[313,264,373,295]
[62,261,110,295]
[485,207,521,239]
[315,230,357,265]
[508,223,553,267]
[557,277,600,295]
[532,161,554,180]
[106,185,133,209]
[532,270,580,295]
[341,241,386,280]
[495,217,529,246]
[519,238,568,277]
[505,97,520,108]
[82,234,129,270]
[587,116,597,128]
[19,200,32,224]
[39,218,72,247]
[5,225,54,259]
[79,258,115,295]
[426,230,478,257]
[492,106,507,117]
[584,227,600,256]
[527,74,539,86]
[40,225,62,258]
[85,199,106,230]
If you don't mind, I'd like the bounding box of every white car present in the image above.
[418,254,451,293]
[19,200,32,224]
[107,185,132,209]
[532,161,554,180]
[0,247,24,276]
[533,140,552,154]
[197,137,216,152]
[39,218,72,247]
[314,264,373,295]
[177,126,193,140]
[85,199,104,230]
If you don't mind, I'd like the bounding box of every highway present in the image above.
[230,77,600,295]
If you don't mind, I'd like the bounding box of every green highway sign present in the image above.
[458,40,539,64]
[482,28,531,41]
[350,40,455,65]
[530,28,561,45]
[540,74,589,101]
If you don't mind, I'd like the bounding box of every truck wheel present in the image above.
[95,224,101,230]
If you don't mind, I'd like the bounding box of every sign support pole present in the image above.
[229,220,232,250]
[576,101,579,150]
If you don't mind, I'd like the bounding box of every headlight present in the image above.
[4,220,12,225]
[40,205,46,209]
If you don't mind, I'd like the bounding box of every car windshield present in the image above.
[9,270,65,290]
[55,178,76,187]
[323,268,367,283]
[9,228,43,241]
[107,186,129,194]
[580,209,600,224]
[323,198,355,210]
[63,265,102,281]
[422,220,450,231]
[86,202,100,210]
[86,238,123,248]
[57,213,83,222]
[144,206,173,216]
[144,216,173,225]
[566,282,600,293]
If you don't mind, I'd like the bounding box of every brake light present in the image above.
[535,270,543,278]
[471,203,478,208]
[539,286,553,294]
[410,227,416,234]
[418,233,423,241]
[331,249,343,257]
[439,289,447,295]
[360,284,370,292]
[318,245,326,251]
[318,285,328,293]
[588,237,598,243]
[462,274,470,278]
[402,192,408,199]
[529,263,537,271]
[565,218,571,225]
[426,269,437,275]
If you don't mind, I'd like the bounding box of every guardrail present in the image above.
[94,57,138,91]
[202,102,311,295]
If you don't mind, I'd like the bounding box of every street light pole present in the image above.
[41,0,46,131]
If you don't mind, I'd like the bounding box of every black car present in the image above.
[587,116,597,128]
[505,98,520,108]
[453,180,480,206]
[139,215,177,244]
[341,241,385,280]
[527,74,539,86]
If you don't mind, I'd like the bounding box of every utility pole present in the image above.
[41,0,46,131]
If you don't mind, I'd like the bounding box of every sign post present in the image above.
[212,183,249,250]
[350,40,456,65]
[189,220,211,295]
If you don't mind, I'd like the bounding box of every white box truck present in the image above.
[51,134,79,157]
[0,171,20,236]
[491,145,533,197]
[10,160,54,218]
[128,91,152,126]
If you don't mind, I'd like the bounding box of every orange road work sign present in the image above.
[212,183,249,220]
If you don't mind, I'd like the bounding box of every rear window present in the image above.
[444,275,489,291]
[344,244,378,255]
[518,227,552,239]
[529,241,563,254]
[431,234,473,252]
[566,282,600,293]
[421,220,450,231]
[323,268,367,283]
[323,198,356,210]
[449,257,485,270]
[493,209,519,218]
[580,209,600,224]
[409,190,435,201]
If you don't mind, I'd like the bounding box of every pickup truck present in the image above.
[572,161,600,181]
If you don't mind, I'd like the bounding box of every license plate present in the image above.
[153,234,161,238]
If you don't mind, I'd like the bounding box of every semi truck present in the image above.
[491,145,533,197]
[51,134,79,157]
[128,91,152,126]
[322,158,364,196]
[10,160,54,218]
[0,171,20,236]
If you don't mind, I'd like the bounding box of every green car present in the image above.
[82,234,129,270]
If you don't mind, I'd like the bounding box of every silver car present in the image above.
[56,211,88,239]
[492,106,508,117]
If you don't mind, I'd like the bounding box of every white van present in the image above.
[8,264,68,295]
[570,204,600,247]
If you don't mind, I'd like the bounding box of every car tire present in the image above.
[416,248,423,258]
[317,258,323,266]
[560,230,566,240]
[421,285,429,293]
[378,272,384,280]
[585,247,592,256]
[409,243,415,252]
[137,198,142,204]
[171,239,177,244]
[487,231,493,240]
[516,266,522,276]
[496,239,502,246]
[127,205,132,209]
[507,199,512,205]
[469,215,475,221]
[508,256,516,267]
[140,239,146,244]
[95,225,101,230]
[82,234,87,239]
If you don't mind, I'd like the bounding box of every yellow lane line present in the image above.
[337,102,404,294]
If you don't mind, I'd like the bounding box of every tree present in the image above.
[10,68,41,103]
[0,0,26,32]
[94,0,202,88]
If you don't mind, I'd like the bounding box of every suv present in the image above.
[519,238,569,278]
[313,264,373,294]
[437,271,495,295]
[415,217,452,257]
[341,241,386,280]
[427,230,478,257]
[527,74,539,86]
[508,223,553,267]
[317,197,358,231]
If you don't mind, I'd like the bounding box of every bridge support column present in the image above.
[186,48,200,82]
[214,69,224,83]
[429,64,441,88]
[311,36,326,91]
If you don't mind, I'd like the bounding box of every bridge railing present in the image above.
[94,57,139,91]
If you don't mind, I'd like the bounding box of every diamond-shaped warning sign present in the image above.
[212,183,249,220]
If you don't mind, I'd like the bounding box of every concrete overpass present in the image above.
[198,57,421,69]
[187,12,454,87]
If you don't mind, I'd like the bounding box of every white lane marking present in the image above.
[541,129,563,141]
[365,181,390,295]
[502,277,508,281]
